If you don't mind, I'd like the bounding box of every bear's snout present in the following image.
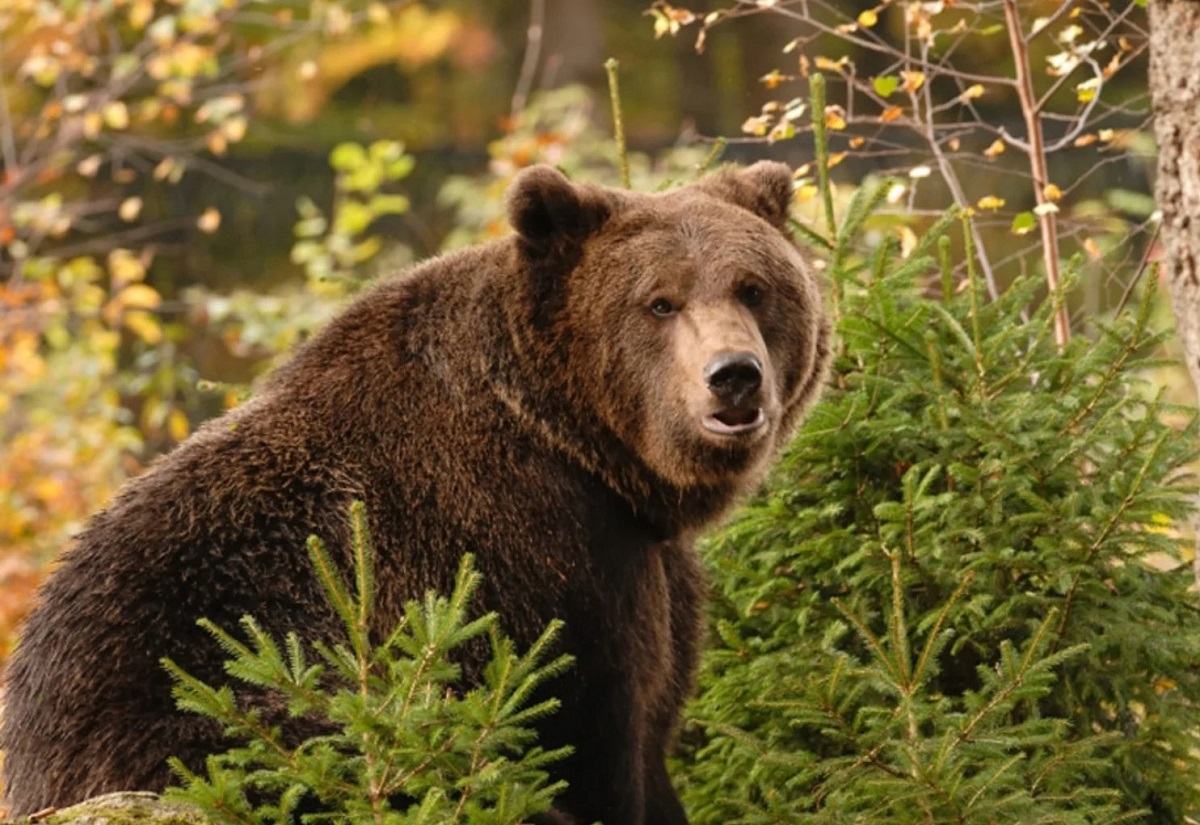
[699,350,769,437]
[704,350,763,407]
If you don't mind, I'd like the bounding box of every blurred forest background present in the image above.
[0,0,1166,684]
[7,2,1200,823]
[0,0,1166,671]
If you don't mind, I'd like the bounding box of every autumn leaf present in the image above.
[900,70,925,93]
[977,195,1006,210]
[984,139,1006,158]
[197,208,222,233]
[118,197,143,222]
[814,55,848,72]
[1043,183,1063,202]
[881,106,903,123]
[760,69,791,89]
[857,9,879,28]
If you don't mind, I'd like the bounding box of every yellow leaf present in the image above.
[977,195,1006,210]
[168,409,190,441]
[222,115,247,142]
[983,139,1006,158]
[123,310,163,344]
[827,152,847,168]
[1098,129,1115,142]
[108,249,146,286]
[129,0,153,29]
[77,155,102,178]
[849,136,865,149]
[31,477,66,504]
[1043,183,1063,202]
[103,101,129,130]
[741,116,770,137]
[118,197,143,222]
[897,226,918,258]
[118,284,162,310]
[1083,237,1101,260]
[886,183,907,204]
[824,108,846,130]
[880,106,903,123]
[197,207,221,233]
[962,84,985,100]
[857,9,878,27]
[1074,134,1097,147]
[900,70,925,93]
[83,112,103,138]
[814,56,847,72]
[760,69,790,89]
[794,184,818,203]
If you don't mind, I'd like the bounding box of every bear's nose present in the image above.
[704,351,763,406]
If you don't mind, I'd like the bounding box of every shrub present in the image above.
[164,502,572,825]
[678,184,1200,824]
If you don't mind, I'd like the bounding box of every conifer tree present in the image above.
[678,77,1200,825]
[164,502,572,825]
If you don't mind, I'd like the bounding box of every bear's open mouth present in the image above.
[703,407,766,436]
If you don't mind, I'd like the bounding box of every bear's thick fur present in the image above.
[2,162,829,825]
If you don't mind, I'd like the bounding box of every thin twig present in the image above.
[511,0,545,119]
[1003,0,1070,347]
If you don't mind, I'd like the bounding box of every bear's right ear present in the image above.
[695,161,795,230]
[507,165,611,254]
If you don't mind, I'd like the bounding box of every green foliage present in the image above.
[678,182,1200,824]
[163,502,573,825]
[292,140,416,289]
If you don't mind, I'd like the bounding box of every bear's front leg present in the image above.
[643,757,690,825]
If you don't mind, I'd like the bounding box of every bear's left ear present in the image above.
[696,161,794,230]
[507,165,611,253]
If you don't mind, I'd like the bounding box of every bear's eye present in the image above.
[738,282,766,309]
[649,298,678,318]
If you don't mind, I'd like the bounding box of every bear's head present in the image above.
[504,162,830,515]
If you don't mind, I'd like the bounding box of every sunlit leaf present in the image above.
[824,108,846,130]
[197,208,222,233]
[1012,211,1037,235]
[977,195,1005,210]
[900,70,925,93]
[873,75,899,98]
[760,69,790,89]
[858,10,878,28]
[123,310,163,344]
[118,197,143,222]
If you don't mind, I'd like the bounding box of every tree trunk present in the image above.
[1148,0,1200,586]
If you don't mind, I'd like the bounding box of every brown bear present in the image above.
[1,161,829,825]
